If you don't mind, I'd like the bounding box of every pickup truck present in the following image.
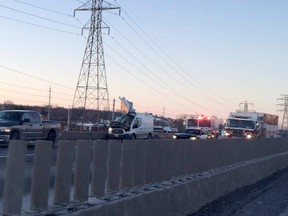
[0,110,61,146]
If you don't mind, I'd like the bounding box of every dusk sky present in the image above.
[0,0,288,122]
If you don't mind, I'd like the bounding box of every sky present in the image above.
[0,0,288,123]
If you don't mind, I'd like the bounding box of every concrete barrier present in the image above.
[90,140,108,197]
[30,141,53,211]
[2,140,27,215]
[68,152,288,216]
[73,140,93,202]
[1,138,288,216]
[53,140,75,205]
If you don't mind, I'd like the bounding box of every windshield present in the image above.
[183,129,201,135]
[114,113,135,124]
[186,119,197,127]
[0,111,22,121]
[226,119,255,129]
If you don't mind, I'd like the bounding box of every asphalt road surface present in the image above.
[189,168,288,216]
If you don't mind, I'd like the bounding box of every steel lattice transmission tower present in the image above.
[72,0,120,112]
[239,100,254,112]
[277,94,288,130]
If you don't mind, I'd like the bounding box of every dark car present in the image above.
[172,128,201,140]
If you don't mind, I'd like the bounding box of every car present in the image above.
[172,128,202,140]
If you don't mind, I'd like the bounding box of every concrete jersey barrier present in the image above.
[1,138,288,215]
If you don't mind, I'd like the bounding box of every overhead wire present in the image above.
[116,0,232,104]
[10,0,86,28]
[114,0,233,106]
[12,0,75,17]
[0,1,233,116]
[0,2,84,108]
[103,22,230,114]
[104,39,209,111]
[0,65,74,90]
[0,4,81,29]
[105,53,196,112]
[0,15,81,36]
[104,18,226,110]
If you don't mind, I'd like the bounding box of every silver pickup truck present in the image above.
[0,110,61,146]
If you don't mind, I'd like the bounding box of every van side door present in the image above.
[131,117,144,138]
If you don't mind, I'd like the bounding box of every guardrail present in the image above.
[1,138,288,215]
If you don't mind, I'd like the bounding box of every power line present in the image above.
[0,80,74,98]
[0,65,74,90]
[0,15,81,35]
[121,3,230,103]
[112,6,229,106]
[104,41,209,111]
[0,4,81,29]
[12,0,74,17]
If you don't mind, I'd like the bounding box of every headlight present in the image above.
[224,131,231,136]
[246,134,252,139]
[244,133,253,139]
[108,127,113,134]
[190,137,197,140]
[172,135,177,139]
[0,127,11,133]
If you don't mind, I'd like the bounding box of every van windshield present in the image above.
[115,113,135,124]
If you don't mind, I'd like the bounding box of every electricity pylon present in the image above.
[72,0,120,115]
[239,100,254,112]
[277,94,288,130]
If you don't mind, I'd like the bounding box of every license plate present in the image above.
[114,134,119,137]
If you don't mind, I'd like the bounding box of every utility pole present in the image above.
[48,87,51,120]
[277,94,288,131]
[239,100,254,112]
[71,0,120,125]
[112,98,115,121]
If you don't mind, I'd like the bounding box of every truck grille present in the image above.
[111,128,124,134]
[232,129,244,137]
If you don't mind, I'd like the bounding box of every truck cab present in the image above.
[223,111,278,139]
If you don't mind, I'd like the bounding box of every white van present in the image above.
[108,112,154,140]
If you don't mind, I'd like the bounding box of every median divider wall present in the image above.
[1,138,288,215]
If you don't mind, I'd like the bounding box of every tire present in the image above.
[131,134,136,140]
[10,131,20,140]
[47,131,56,147]
[147,133,152,139]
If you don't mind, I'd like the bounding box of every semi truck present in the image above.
[0,110,61,146]
[108,97,154,140]
[223,111,279,139]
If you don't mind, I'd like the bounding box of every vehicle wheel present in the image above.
[147,133,152,139]
[131,134,136,140]
[47,132,56,147]
[10,132,20,140]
